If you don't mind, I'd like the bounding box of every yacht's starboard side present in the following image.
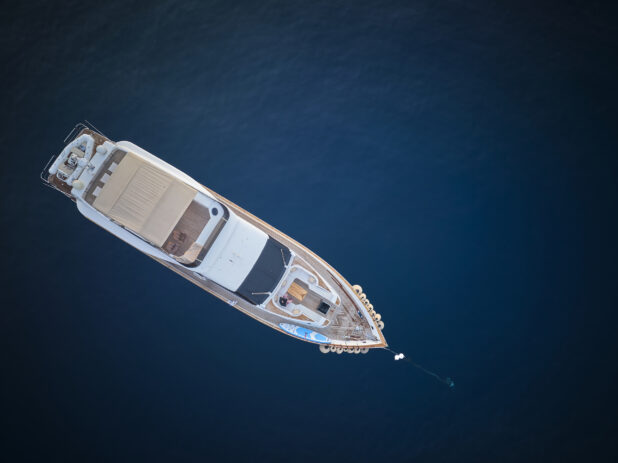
[42,125,387,353]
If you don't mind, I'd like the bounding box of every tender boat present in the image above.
[42,124,387,354]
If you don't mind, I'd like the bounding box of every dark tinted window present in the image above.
[235,238,291,305]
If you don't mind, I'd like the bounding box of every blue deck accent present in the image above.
[279,323,330,344]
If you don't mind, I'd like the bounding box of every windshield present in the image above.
[235,238,292,305]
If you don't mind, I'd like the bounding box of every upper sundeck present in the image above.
[83,147,227,266]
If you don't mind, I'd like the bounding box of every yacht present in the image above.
[42,125,387,354]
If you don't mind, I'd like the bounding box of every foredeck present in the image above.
[212,207,385,347]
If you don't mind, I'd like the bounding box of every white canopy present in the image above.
[200,214,268,291]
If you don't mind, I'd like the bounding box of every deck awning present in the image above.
[93,153,196,246]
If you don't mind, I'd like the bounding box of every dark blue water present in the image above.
[2,1,617,461]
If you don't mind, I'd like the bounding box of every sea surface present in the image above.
[2,1,617,461]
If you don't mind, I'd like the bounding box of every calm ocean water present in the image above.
[2,1,617,461]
